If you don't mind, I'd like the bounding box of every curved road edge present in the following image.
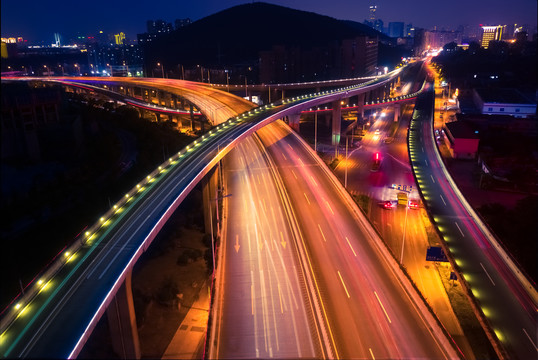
[286,122,462,359]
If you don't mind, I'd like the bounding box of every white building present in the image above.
[473,88,536,118]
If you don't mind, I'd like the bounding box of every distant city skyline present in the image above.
[1,0,537,42]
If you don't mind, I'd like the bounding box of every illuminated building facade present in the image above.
[114,32,125,45]
[480,25,504,48]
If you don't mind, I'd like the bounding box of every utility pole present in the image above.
[345,136,349,188]
[314,110,318,152]
[400,203,409,263]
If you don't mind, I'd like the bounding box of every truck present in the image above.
[397,192,408,205]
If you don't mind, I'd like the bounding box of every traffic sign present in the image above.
[391,184,414,193]
[426,246,449,262]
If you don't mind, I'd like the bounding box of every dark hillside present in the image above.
[145,2,378,68]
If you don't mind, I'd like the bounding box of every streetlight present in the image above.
[43,65,50,77]
[58,64,64,76]
[157,62,164,78]
[225,70,229,92]
[314,109,318,152]
[344,135,349,188]
[74,63,80,76]
[241,75,248,97]
[400,200,409,263]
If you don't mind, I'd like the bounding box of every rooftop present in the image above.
[475,88,536,105]
[445,121,480,139]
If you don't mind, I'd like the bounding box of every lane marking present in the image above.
[337,271,351,298]
[310,175,318,187]
[345,237,357,257]
[480,262,496,286]
[318,224,327,242]
[281,152,287,160]
[430,174,436,183]
[291,169,298,179]
[303,192,311,205]
[440,194,447,206]
[369,348,376,360]
[278,283,284,313]
[374,291,392,324]
[523,328,538,352]
[298,157,304,166]
[251,284,255,315]
[425,159,428,166]
[325,200,335,215]
[455,221,465,237]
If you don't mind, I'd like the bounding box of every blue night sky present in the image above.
[1,0,537,42]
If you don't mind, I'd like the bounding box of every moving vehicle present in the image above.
[371,152,381,172]
[397,192,408,205]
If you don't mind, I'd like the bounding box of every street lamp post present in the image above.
[208,189,232,275]
[345,135,349,188]
[314,110,318,152]
[157,62,164,78]
[400,201,409,263]
[225,70,229,92]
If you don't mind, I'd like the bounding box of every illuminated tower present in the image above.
[480,25,504,48]
[369,5,377,21]
[114,32,125,45]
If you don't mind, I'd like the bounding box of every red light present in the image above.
[375,153,379,160]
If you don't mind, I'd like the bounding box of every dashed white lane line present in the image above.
[480,262,496,286]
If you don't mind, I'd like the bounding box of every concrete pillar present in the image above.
[288,113,301,132]
[331,100,341,146]
[202,167,219,237]
[394,104,401,122]
[107,271,141,359]
[357,93,365,121]
[189,103,195,131]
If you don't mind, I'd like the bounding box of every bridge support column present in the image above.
[107,271,141,359]
[357,93,365,121]
[393,104,401,122]
[288,113,301,132]
[202,166,219,238]
[331,100,341,146]
[189,103,195,131]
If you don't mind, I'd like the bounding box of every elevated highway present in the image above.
[409,82,537,360]
[0,67,457,358]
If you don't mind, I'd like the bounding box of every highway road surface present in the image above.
[255,120,458,359]
[213,135,318,358]
[410,82,538,359]
[333,103,474,358]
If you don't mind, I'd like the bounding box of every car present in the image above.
[408,199,420,209]
[374,129,381,135]
[380,200,394,209]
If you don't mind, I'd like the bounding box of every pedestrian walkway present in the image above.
[162,283,211,359]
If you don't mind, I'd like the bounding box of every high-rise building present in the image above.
[405,23,415,37]
[481,25,504,48]
[174,18,192,30]
[388,22,404,38]
[114,32,125,45]
[146,20,174,34]
[369,5,377,21]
